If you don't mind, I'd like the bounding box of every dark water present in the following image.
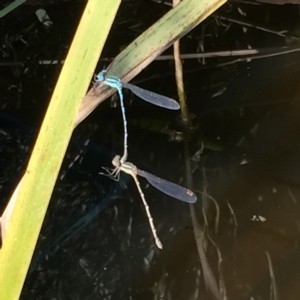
[2,1,300,299]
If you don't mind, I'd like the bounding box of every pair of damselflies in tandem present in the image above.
[95,70,197,248]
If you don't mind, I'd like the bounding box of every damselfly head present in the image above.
[95,69,107,82]
[112,155,121,168]
[95,73,104,82]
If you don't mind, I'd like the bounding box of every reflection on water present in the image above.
[197,161,300,300]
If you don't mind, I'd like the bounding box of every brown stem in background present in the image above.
[173,0,222,300]
[173,1,223,298]
[266,251,279,300]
